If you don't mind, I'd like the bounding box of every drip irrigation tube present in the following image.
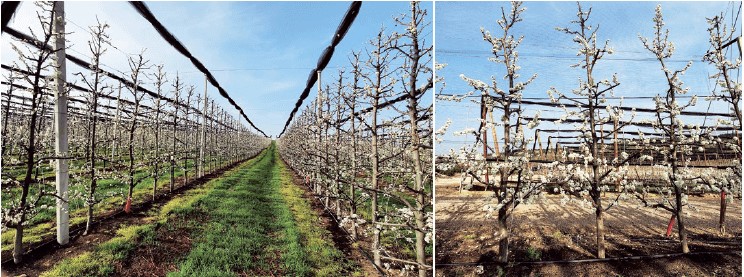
[436,250,742,267]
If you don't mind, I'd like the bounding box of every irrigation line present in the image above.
[278,1,362,138]
[436,156,739,168]
[1,95,224,133]
[128,1,267,137]
[336,89,429,126]
[436,250,742,267]
[437,49,706,63]
[0,63,241,130]
[606,236,743,245]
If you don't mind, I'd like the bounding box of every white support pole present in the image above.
[53,1,69,245]
[199,75,207,177]
[315,71,322,196]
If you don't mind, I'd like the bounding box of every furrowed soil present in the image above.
[435,176,742,277]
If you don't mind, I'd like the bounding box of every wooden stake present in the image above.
[488,107,500,157]
[481,95,489,186]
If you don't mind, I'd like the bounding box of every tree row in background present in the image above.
[1,2,270,263]
[279,2,433,276]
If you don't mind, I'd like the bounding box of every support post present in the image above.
[614,118,620,192]
[199,75,207,177]
[480,95,489,185]
[488,106,500,157]
[315,70,323,197]
[53,1,69,245]
[532,129,542,160]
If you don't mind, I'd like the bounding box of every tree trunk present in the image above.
[720,190,727,235]
[153,147,158,201]
[674,186,690,253]
[497,216,509,263]
[84,200,94,235]
[15,68,42,263]
[13,225,24,264]
[595,199,606,259]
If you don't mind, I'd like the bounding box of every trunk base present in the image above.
[124,197,132,213]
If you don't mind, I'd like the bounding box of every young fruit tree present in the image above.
[74,19,113,235]
[124,52,151,213]
[358,27,399,268]
[702,9,742,235]
[150,64,167,200]
[390,1,434,274]
[169,74,182,192]
[457,1,546,263]
[638,5,698,253]
[549,2,636,259]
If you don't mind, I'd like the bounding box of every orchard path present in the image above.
[7,144,360,276]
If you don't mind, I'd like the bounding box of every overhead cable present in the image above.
[128,1,267,137]
[1,1,20,31]
[278,1,362,138]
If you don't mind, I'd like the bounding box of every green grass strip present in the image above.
[41,144,353,277]
[274,153,357,276]
[39,153,266,277]
[170,143,353,276]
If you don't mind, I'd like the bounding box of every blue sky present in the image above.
[2,1,432,137]
[435,1,741,155]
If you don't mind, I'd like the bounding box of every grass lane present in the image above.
[40,154,265,277]
[170,143,354,276]
[43,143,355,276]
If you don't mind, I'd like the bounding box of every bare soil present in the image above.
[435,176,742,277]
[116,213,201,277]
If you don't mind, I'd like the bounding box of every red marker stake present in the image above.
[124,197,132,213]
[665,214,675,237]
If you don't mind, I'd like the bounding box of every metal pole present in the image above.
[53,1,69,245]
[315,70,322,196]
[199,75,207,177]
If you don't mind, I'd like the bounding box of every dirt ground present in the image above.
[435,176,742,276]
